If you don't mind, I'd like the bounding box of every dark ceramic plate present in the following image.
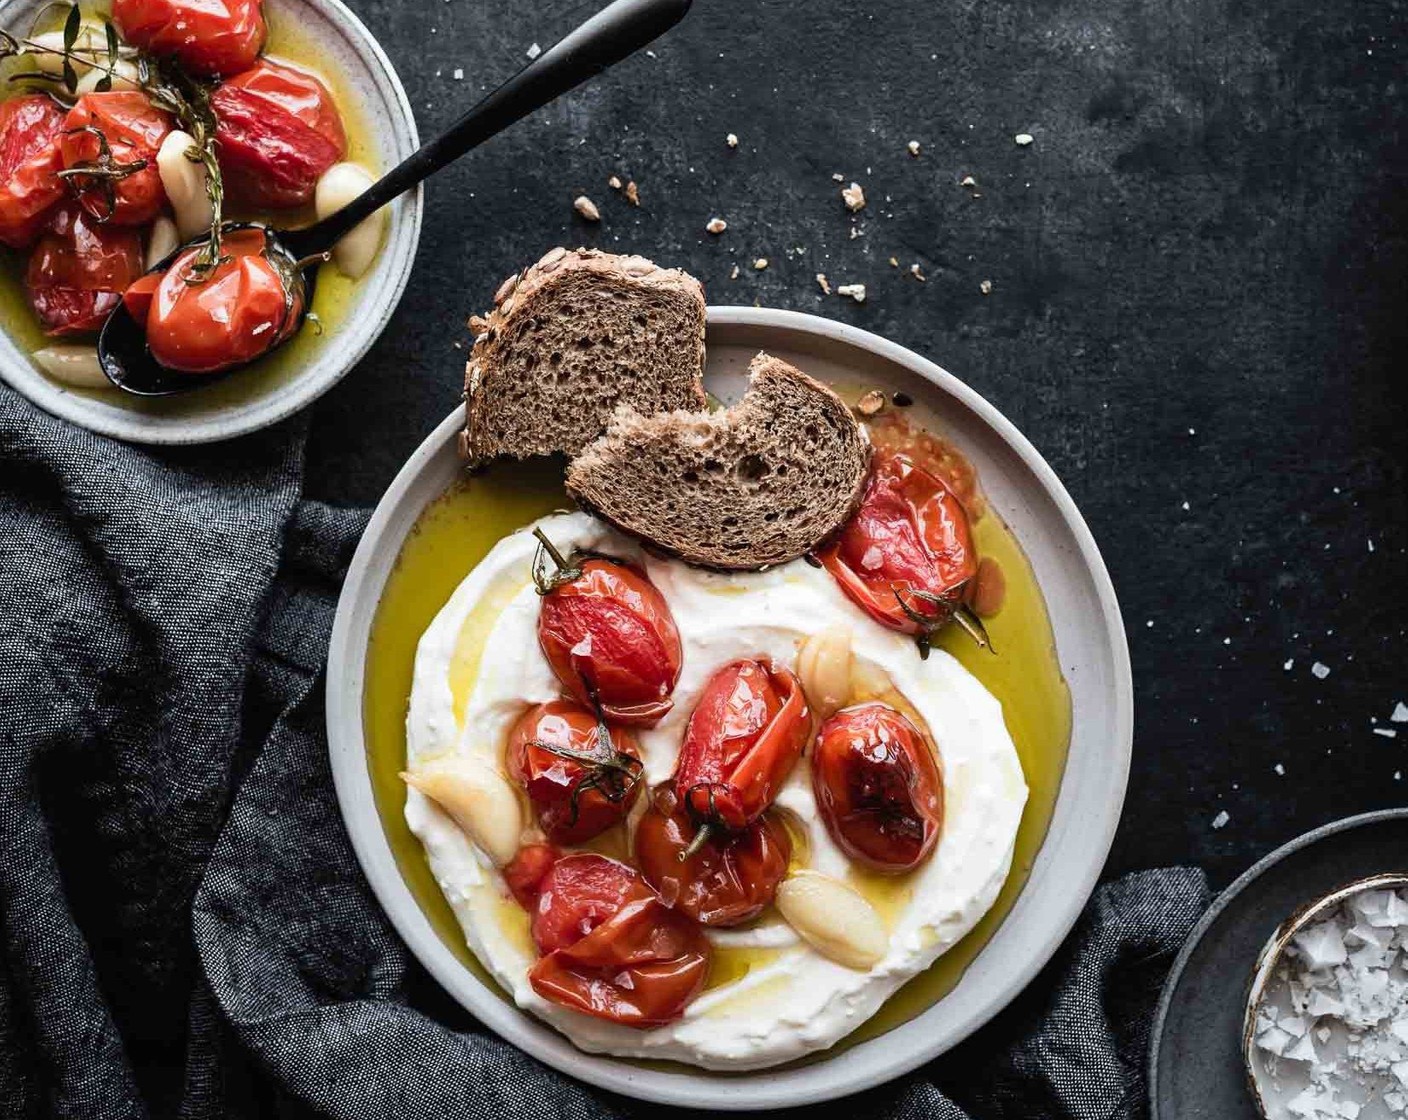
[1149,809,1408,1119]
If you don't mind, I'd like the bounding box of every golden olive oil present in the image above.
[0,6,378,410]
[362,455,1072,1057]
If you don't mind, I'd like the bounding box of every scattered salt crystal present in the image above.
[1275,763,1286,775]
[1392,702,1408,723]
[1181,500,1190,511]
[1212,809,1230,830]
[1311,661,1331,679]
[1015,132,1034,145]
[1285,659,1295,671]
[526,42,541,59]
[452,68,464,80]
[1375,728,1399,739]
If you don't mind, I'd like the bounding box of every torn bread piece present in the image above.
[460,248,707,463]
[566,352,871,570]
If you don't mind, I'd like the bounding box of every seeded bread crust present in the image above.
[566,353,872,570]
[459,247,707,463]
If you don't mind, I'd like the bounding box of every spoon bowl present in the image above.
[99,222,320,396]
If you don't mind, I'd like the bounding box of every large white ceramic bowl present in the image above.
[326,308,1133,1108]
[0,0,421,444]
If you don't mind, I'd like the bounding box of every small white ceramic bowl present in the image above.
[327,308,1133,1108]
[0,0,421,444]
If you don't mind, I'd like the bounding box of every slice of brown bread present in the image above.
[459,247,707,463]
[566,353,871,570]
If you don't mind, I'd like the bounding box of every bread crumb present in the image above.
[837,283,866,302]
[726,132,738,148]
[526,42,541,59]
[907,140,920,156]
[753,257,769,270]
[841,181,866,212]
[607,175,623,190]
[705,217,728,234]
[1015,132,1034,146]
[888,257,899,267]
[729,263,740,280]
[815,273,831,295]
[573,195,600,221]
[855,389,885,417]
[910,263,926,281]
[979,279,993,294]
[624,180,639,206]
[467,314,489,334]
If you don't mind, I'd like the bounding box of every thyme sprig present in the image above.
[54,123,146,220]
[892,586,993,658]
[1,3,228,280]
[530,711,643,828]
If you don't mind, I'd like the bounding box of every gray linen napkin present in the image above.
[0,384,1209,1119]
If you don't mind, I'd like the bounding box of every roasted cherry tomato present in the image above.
[533,530,683,727]
[0,95,68,249]
[635,786,791,927]
[211,59,347,209]
[527,853,710,1028]
[122,227,303,373]
[674,658,809,834]
[112,0,267,77]
[817,451,983,647]
[506,700,642,845]
[812,702,943,873]
[60,92,173,227]
[25,205,143,335]
[503,843,561,911]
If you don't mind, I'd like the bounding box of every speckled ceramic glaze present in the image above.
[326,308,1133,1109]
[0,0,421,444]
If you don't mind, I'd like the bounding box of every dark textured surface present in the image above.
[306,0,1408,890]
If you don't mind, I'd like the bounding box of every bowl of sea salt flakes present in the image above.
[1244,873,1408,1120]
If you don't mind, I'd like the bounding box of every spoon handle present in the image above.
[283,0,692,258]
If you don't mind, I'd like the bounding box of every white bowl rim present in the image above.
[326,306,1133,1109]
[0,0,423,445]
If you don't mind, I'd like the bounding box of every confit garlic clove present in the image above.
[156,131,213,241]
[776,870,888,970]
[74,58,140,94]
[145,215,180,271]
[314,163,385,279]
[401,757,522,867]
[796,624,853,719]
[32,344,107,388]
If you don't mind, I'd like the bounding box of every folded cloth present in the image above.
[0,385,1210,1120]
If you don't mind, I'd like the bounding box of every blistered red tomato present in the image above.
[112,0,267,77]
[818,451,982,646]
[503,843,560,911]
[211,59,346,209]
[0,95,68,249]
[534,531,683,726]
[812,702,943,873]
[527,854,710,1027]
[635,787,791,926]
[122,227,302,373]
[674,658,809,833]
[26,205,143,335]
[506,700,642,845]
[60,92,173,227]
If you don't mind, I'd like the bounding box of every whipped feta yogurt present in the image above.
[405,511,1027,1070]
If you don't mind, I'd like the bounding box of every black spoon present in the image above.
[99,0,692,396]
